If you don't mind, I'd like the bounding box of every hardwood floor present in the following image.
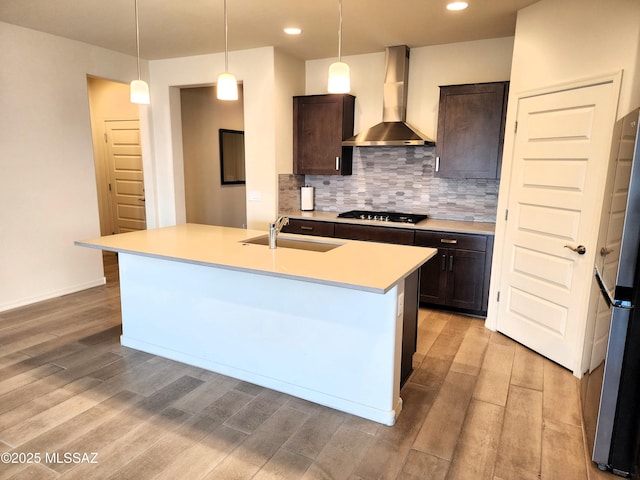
[0,253,612,479]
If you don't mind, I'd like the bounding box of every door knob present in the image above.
[564,244,586,255]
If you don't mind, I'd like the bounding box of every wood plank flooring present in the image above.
[0,253,612,479]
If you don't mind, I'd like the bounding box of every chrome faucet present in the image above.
[269,216,289,249]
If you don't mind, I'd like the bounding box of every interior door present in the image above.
[105,119,146,234]
[497,81,618,371]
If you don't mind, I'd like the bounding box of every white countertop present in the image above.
[76,224,435,294]
[282,210,496,235]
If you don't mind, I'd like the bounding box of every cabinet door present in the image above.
[293,94,355,175]
[419,248,448,305]
[446,248,486,311]
[401,269,420,387]
[435,82,508,179]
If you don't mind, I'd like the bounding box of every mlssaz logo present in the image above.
[45,452,99,464]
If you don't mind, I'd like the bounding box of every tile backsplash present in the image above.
[279,146,499,222]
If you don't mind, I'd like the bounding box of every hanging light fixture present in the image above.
[327,0,350,94]
[216,0,238,101]
[130,0,150,104]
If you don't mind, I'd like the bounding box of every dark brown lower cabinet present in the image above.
[333,223,415,245]
[419,247,449,306]
[401,269,419,387]
[415,231,492,316]
[421,247,486,311]
[285,219,493,315]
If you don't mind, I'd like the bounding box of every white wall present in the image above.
[304,37,515,139]
[146,47,305,230]
[486,0,640,356]
[0,22,147,311]
[180,85,246,228]
[274,49,306,175]
[509,0,640,120]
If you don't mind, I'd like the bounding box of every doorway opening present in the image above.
[87,76,147,281]
[180,84,247,228]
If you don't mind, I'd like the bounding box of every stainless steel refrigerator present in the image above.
[582,107,640,477]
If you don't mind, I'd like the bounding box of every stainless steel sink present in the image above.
[241,234,343,252]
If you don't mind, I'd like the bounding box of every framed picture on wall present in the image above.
[219,129,245,185]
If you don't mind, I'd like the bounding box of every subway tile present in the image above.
[280,147,498,222]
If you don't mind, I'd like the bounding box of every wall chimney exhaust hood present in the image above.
[342,45,434,147]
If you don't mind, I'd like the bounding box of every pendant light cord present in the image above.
[135,0,141,81]
[223,0,229,72]
[337,0,343,62]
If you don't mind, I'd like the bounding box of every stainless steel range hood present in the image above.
[342,45,434,147]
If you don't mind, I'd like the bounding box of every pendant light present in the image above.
[130,0,150,104]
[216,0,238,101]
[327,0,350,94]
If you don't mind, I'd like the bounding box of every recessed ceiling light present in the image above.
[284,27,302,35]
[447,1,469,11]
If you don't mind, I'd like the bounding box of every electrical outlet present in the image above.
[248,191,261,202]
[397,292,404,317]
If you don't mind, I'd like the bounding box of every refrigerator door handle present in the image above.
[595,268,613,308]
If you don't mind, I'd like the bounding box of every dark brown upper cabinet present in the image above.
[435,81,509,179]
[293,94,355,175]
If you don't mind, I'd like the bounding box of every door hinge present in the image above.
[104,133,108,143]
[514,121,518,134]
[108,183,112,192]
[505,209,509,221]
[497,291,501,302]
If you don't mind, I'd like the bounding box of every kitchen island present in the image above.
[76,224,435,425]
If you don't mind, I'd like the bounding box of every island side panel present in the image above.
[117,252,404,425]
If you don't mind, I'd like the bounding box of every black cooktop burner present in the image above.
[337,210,427,224]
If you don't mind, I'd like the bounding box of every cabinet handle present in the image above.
[300,226,313,231]
[449,255,454,272]
[440,239,458,244]
[440,254,447,271]
[335,157,340,170]
[435,156,440,172]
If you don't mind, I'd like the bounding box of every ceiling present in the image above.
[0,0,540,61]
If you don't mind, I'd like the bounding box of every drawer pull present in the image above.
[300,226,314,231]
[441,239,458,244]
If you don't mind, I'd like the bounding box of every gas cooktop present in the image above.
[337,210,428,224]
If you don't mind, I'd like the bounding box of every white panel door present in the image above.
[497,81,618,370]
[105,120,147,234]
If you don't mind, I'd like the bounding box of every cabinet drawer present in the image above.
[415,231,487,251]
[281,219,335,237]
[334,223,415,245]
